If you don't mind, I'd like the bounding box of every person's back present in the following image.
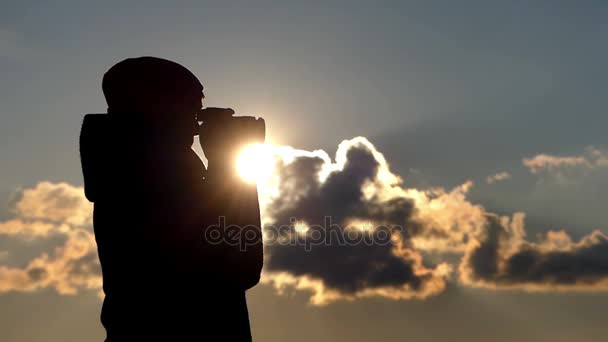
[79,57,263,341]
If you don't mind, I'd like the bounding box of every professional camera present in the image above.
[196,107,266,175]
[196,107,265,145]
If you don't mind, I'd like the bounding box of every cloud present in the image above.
[257,138,450,304]
[0,182,92,239]
[256,137,608,303]
[0,219,64,238]
[13,182,93,226]
[0,183,101,296]
[262,234,451,305]
[523,154,588,174]
[0,229,101,295]
[1,138,607,304]
[523,147,608,175]
[486,172,511,184]
[258,138,481,304]
[459,213,608,291]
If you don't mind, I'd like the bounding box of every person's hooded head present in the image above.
[102,57,204,145]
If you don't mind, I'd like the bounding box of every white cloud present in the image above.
[485,171,511,184]
[0,183,101,296]
[523,146,608,175]
[14,182,93,227]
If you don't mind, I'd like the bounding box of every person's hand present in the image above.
[198,108,265,177]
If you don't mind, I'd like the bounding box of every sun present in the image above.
[236,143,275,184]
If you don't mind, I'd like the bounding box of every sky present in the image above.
[1,1,608,341]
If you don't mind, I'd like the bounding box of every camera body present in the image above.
[196,108,265,145]
[196,108,265,172]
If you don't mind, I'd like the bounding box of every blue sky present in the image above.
[1,1,607,341]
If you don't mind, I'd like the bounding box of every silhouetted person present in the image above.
[79,57,264,341]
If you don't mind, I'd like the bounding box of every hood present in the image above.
[79,113,145,202]
[79,114,114,202]
[79,113,203,203]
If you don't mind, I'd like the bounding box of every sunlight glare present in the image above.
[294,221,309,234]
[236,143,275,184]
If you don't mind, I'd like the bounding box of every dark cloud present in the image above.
[269,141,416,227]
[262,138,448,304]
[261,137,608,303]
[27,267,48,282]
[460,214,608,290]
[1,138,607,304]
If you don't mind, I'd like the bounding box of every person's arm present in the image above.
[197,109,265,290]
[202,166,263,290]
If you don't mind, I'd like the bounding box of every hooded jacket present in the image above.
[79,113,263,341]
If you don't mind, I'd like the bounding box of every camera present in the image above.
[196,108,265,145]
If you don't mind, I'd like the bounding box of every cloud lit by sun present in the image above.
[347,219,375,232]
